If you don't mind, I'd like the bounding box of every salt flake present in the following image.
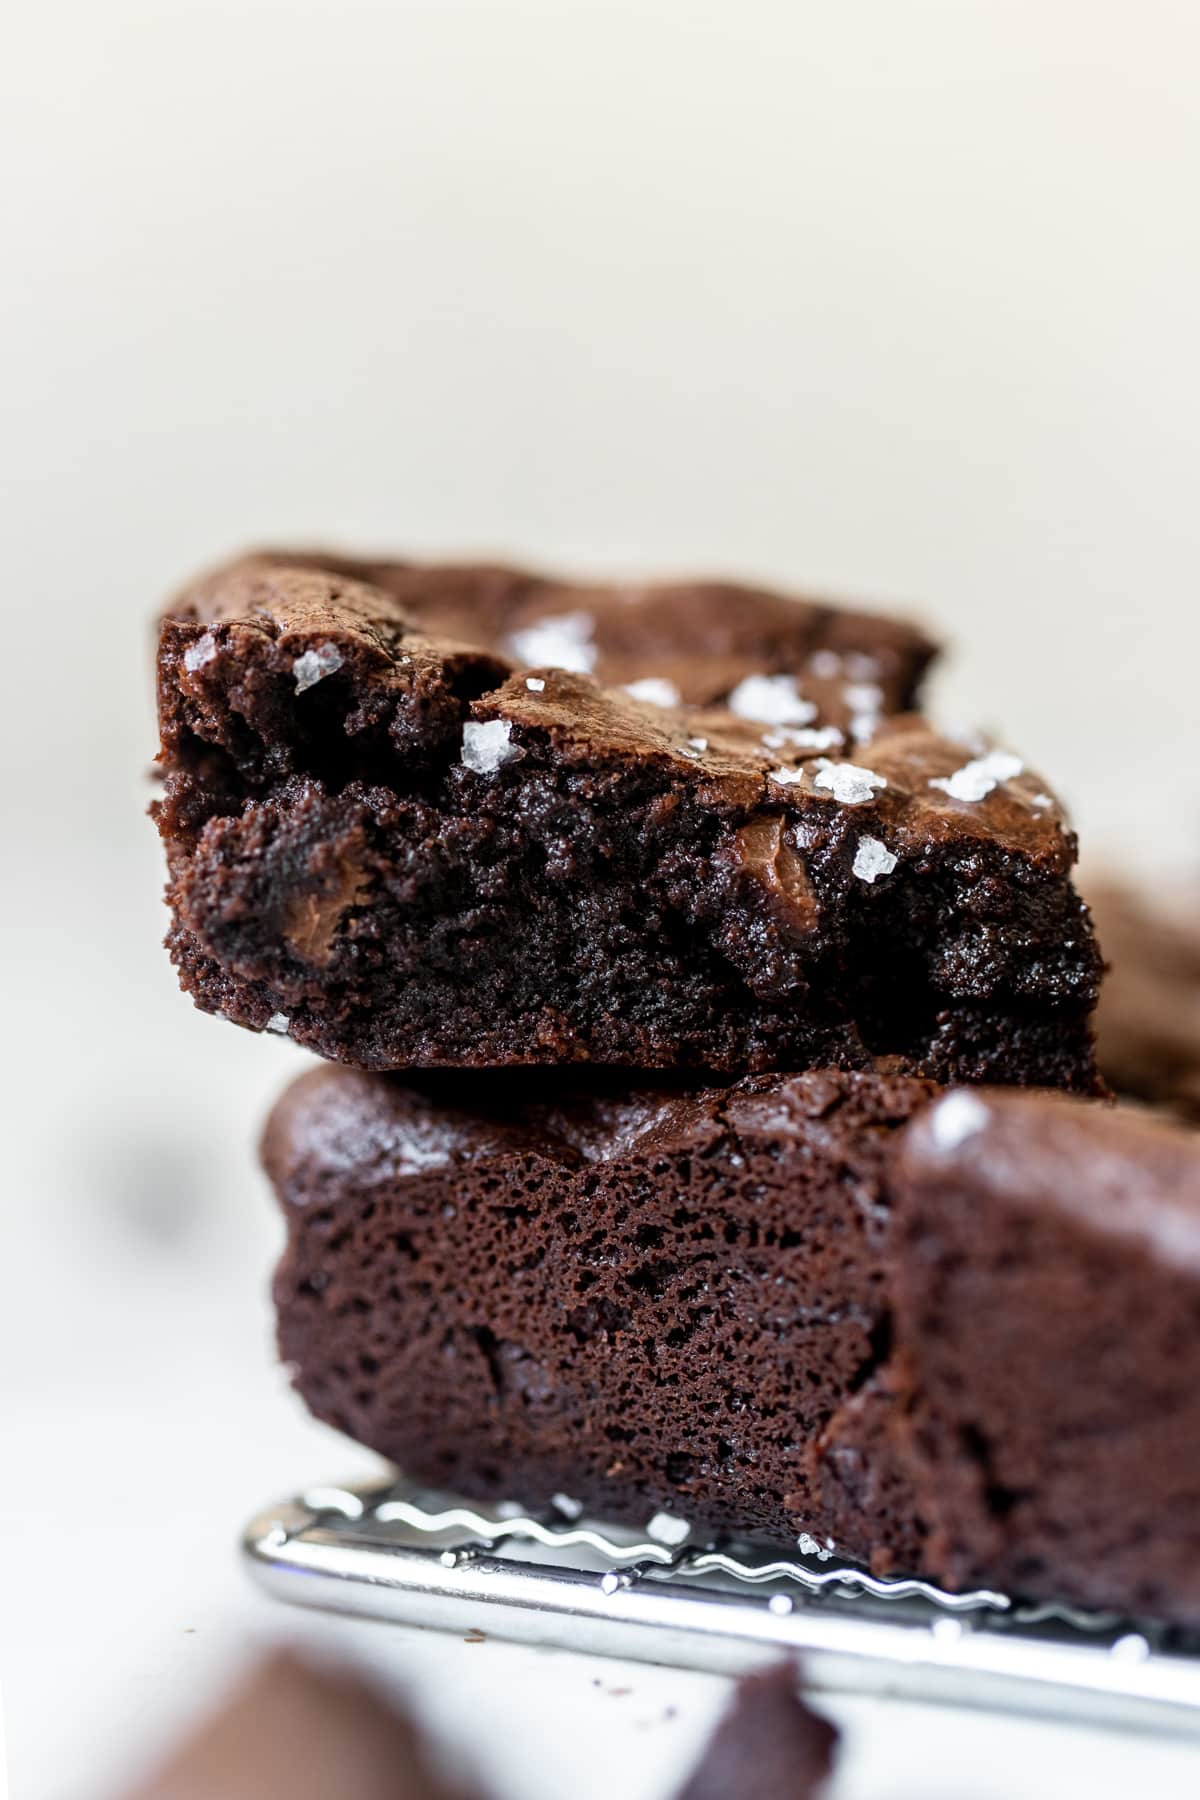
[508,612,597,674]
[461,718,522,774]
[930,749,1024,804]
[813,759,887,806]
[623,676,682,708]
[767,766,807,787]
[853,835,898,883]
[293,644,344,693]
[266,1012,290,1034]
[646,1511,691,1547]
[807,650,842,679]
[183,633,217,672]
[929,1090,990,1153]
[762,725,844,752]
[525,676,546,692]
[728,672,817,727]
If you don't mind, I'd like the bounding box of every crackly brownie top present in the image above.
[231,546,938,721]
[162,556,1070,875]
[901,1088,1200,1266]
[263,1064,939,1197]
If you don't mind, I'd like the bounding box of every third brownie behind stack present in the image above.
[152,551,1119,1609]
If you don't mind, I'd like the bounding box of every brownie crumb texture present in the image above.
[266,1066,938,1565]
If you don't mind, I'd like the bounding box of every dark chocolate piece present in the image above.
[674,1664,838,1800]
[893,1088,1200,1624]
[124,1650,478,1800]
[1089,877,1200,1121]
[266,1064,936,1564]
[155,555,1100,1086]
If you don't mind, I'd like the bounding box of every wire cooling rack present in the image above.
[243,1474,1200,1735]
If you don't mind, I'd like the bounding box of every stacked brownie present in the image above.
[154,550,1200,1626]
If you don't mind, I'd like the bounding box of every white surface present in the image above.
[4,2,1200,1794]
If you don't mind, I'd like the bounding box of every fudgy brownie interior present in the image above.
[267,1064,937,1565]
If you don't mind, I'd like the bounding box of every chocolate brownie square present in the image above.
[893,1088,1200,1624]
[1089,877,1200,1121]
[265,1063,937,1567]
[155,554,1101,1086]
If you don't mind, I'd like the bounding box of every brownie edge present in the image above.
[893,1088,1200,1624]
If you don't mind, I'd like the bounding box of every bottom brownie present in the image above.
[266,1067,1200,1623]
[266,1066,935,1566]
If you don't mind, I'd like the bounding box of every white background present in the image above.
[3,2,1200,1795]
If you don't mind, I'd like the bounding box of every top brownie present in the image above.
[153,552,1101,1083]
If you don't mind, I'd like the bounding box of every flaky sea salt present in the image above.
[687,736,708,752]
[551,1493,584,1520]
[813,759,887,806]
[266,1012,290,1034]
[508,612,597,674]
[852,835,898,883]
[293,644,344,693]
[928,1090,990,1152]
[183,633,217,672]
[808,649,842,679]
[930,749,1024,804]
[461,718,522,774]
[623,676,682,708]
[525,676,546,691]
[767,766,807,787]
[762,725,844,752]
[646,1511,691,1547]
[728,672,817,727]
[844,682,884,715]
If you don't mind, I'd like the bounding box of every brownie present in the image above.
[892,1088,1200,1624]
[155,554,1101,1086]
[266,1063,937,1565]
[674,1664,838,1800]
[1088,877,1200,1121]
[124,1650,479,1800]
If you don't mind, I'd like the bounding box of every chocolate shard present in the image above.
[674,1664,839,1800]
[123,1649,481,1800]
